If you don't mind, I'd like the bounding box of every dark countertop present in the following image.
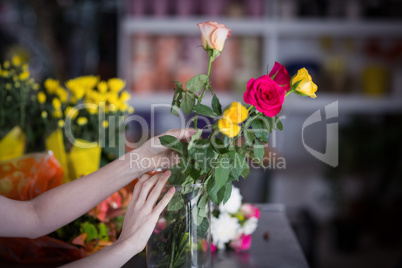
[123,204,309,268]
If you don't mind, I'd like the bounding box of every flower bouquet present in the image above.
[211,186,260,252]
[148,21,317,267]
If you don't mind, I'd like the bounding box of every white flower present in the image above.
[219,186,242,214]
[241,217,258,235]
[211,213,240,249]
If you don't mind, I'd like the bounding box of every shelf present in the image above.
[121,17,402,37]
[129,92,402,114]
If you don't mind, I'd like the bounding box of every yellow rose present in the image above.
[56,87,68,103]
[41,111,48,119]
[218,102,248,138]
[53,110,62,118]
[218,117,241,138]
[291,68,318,98]
[197,21,231,52]
[12,56,21,66]
[58,120,65,128]
[38,92,46,103]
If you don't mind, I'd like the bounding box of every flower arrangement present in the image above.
[0,56,41,161]
[149,20,317,266]
[0,57,136,262]
[211,186,260,252]
[39,75,134,182]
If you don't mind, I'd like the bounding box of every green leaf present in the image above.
[171,81,183,88]
[251,118,269,142]
[253,139,265,162]
[211,94,222,115]
[159,135,183,155]
[168,195,184,211]
[223,181,232,204]
[232,151,248,178]
[241,163,250,179]
[214,155,230,190]
[181,93,196,115]
[211,138,229,154]
[193,104,218,118]
[81,222,98,242]
[188,166,201,181]
[275,116,283,131]
[188,129,203,151]
[98,223,109,241]
[168,164,185,185]
[185,74,208,93]
[197,217,209,237]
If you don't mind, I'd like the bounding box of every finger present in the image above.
[137,174,160,206]
[131,173,151,203]
[153,187,175,215]
[145,170,171,209]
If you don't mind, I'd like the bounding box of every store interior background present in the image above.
[1,0,402,267]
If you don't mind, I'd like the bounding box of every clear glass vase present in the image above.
[146,184,211,268]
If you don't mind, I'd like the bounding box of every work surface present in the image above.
[123,204,309,268]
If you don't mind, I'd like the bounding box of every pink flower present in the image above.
[240,204,261,219]
[197,21,231,52]
[243,75,285,117]
[211,242,217,253]
[269,62,291,91]
[229,234,252,252]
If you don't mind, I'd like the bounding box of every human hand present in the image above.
[130,128,197,172]
[117,171,175,254]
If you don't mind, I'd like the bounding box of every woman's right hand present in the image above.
[117,170,175,254]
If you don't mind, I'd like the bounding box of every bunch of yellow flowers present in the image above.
[38,75,134,145]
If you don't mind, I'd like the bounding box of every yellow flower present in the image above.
[97,81,108,93]
[3,61,10,69]
[218,102,248,138]
[119,91,131,102]
[1,70,9,77]
[44,78,60,95]
[52,98,61,110]
[53,110,62,118]
[12,56,21,66]
[38,92,46,103]
[77,117,88,126]
[101,120,109,128]
[19,70,30,80]
[33,83,40,90]
[56,87,68,103]
[65,106,78,119]
[58,120,65,128]
[5,83,12,90]
[14,81,20,88]
[41,111,48,119]
[119,103,128,112]
[108,104,116,112]
[107,78,125,92]
[291,68,318,98]
[218,117,241,138]
[128,106,134,114]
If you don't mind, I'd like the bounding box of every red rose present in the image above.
[269,61,291,91]
[243,75,285,117]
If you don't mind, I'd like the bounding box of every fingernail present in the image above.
[169,187,175,193]
[164,170,171,176]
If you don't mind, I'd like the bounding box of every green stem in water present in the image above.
[194,55,214,129]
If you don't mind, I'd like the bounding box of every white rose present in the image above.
[211,213,240,249]
[241,217,258,235]
[219,186,242,214]
[197,21,231,52]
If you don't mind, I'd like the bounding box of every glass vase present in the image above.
[146,184,211,268]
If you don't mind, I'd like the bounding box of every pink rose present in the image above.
[197,21,231,52]
[243,75,285,117]
[269,62,291,91]
[230,234,252,252]
[240,204,261,219]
